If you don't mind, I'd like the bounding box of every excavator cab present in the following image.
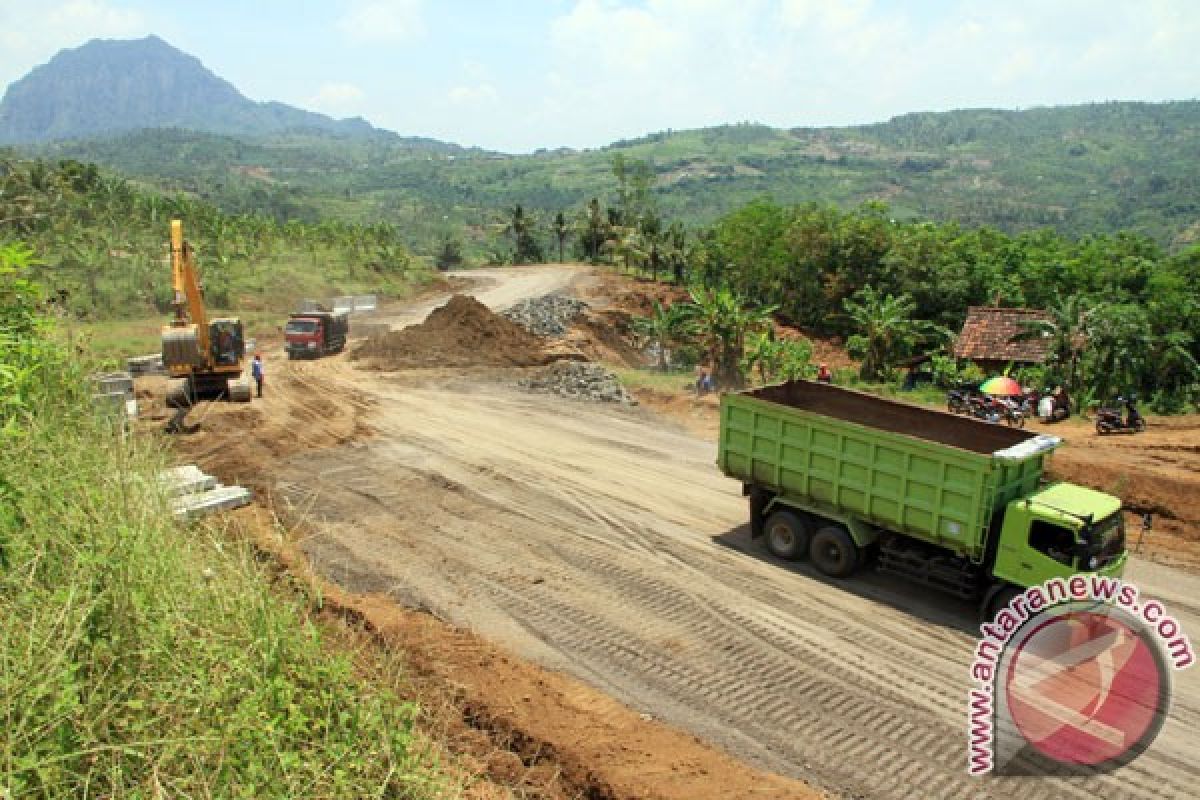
[161,220,253,409]
[210,318,244,366]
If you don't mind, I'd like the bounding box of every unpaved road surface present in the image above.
[197,267,1200,799]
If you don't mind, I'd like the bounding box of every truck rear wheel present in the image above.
[763,510,810,561]
[810,525,859,578]
[982,584,1022,622]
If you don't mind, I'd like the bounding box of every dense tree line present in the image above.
[684,199,1199,410]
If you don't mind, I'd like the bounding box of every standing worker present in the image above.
[816,363,832,384]
[251,353,264,398]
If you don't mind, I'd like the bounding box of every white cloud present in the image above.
[500,0,1200,151]
[447,83,498,106]
[0,0,149,89]
[307,81,366,113]
[45,0,142,32]
[337,0,424,43]
[778,0,871,32]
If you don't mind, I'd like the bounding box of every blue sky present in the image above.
[1,1,1197,152]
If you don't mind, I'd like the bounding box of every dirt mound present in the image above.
[565,309,646,368]
[352,294,552,369]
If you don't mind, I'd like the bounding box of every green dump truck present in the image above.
[719,380,1128,616]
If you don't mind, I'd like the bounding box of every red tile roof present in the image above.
[953,306,1054,363]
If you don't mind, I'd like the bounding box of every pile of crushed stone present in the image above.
[518,361,635,405]
[352,294,552,369]
[501,293,589,337]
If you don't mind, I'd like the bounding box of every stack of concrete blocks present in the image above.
[330,294,377,314]
[127,353,165,376]
[91,371,138,421]
[163,464,252,519]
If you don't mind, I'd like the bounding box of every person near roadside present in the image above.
[1051,385,1070,422]
[251,353,264,398]
[816,363,832,384]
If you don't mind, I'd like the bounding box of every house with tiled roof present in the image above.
[952,307,1054,373]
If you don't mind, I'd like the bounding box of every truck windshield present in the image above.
[1085,513,1125,568]
[285,320,318,334]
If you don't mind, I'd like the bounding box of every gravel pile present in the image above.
[519,361,635,405]
[502,294,588,337]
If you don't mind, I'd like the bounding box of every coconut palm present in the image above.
[553,211,570,262]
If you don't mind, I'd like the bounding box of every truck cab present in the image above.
[992,483,1127,588]
[284,316,323,358]
[284,311,348,359]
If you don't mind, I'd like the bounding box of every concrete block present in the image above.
[127,353,165,376]
[161,465,217,496]
[172,485,252,518]
[93,371,133,395]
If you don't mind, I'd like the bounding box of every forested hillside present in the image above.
[0,154,430,322]
[36,101,1200,253]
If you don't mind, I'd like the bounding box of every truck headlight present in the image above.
[307,342,316,349]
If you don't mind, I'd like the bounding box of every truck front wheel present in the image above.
[810,525,859,578]
[763,510,810,561]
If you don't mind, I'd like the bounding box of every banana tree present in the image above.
[632,300,692,371]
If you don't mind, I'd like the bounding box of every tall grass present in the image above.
[1,248,453,798]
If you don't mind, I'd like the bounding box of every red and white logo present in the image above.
[1004,608,1167,769]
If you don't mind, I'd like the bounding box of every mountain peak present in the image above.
[0,36,380,144]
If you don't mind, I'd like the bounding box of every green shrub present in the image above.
[1,246,451,799]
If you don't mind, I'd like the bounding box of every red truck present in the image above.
[284,310,349,359]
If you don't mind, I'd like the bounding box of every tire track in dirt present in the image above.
[208,269,1199,800]
[271,380,1199,800]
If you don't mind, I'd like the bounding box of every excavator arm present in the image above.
[169,219,210,357]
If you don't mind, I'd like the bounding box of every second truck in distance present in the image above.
[719,380,1128,617]
[284,310,349,359]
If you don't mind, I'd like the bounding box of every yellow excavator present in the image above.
[161,219,253,408]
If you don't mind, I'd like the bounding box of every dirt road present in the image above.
[194,268,1200,799]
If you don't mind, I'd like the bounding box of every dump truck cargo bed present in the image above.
[719,381,1061,560]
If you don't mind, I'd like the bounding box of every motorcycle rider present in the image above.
[1122,394,1143,428]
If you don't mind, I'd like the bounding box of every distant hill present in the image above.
[0,36,393,143]
[36,100,1200,250]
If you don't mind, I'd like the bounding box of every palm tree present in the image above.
[681,287,777,388]
[553,211,569,262]
[843,285,944,382]
[580,197,607,263]
[632,300,691,371]
[505,204,542,264]
[1016,292,1091,394]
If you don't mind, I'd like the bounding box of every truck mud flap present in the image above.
[748,486,772,538]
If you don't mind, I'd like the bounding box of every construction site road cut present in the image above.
[188,266,1200,800]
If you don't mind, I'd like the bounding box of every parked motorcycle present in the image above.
[1096,396,1146,434]
[946,388,972,415]
[999,397,1026,428]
